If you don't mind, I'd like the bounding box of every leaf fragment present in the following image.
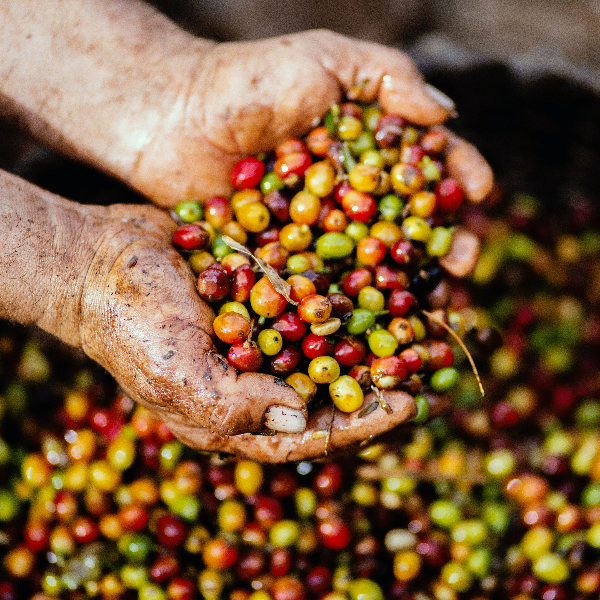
[370,385,393,414]
[358,400,379,418]
[221,235,299,306]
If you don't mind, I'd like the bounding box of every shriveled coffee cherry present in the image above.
[172,224,210,250]
[327,293,354,320]
[228,342,263,372]
[232,157,265,189]
[197,264,230,303]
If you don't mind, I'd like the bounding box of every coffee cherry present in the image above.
[213,312,251,344]
[329,376,364,412]
[298,295,332,324]
[370,356,407,389]
[172,224,210,250]
[250,277,287,318]
[308,357,340,384]
[228,342,263,372]
[232,157,265,189]
[197,264,230,303]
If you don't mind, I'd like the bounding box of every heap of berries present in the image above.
[171,102,475,415]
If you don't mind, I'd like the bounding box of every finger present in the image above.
[443,128,494,203]
[439,226,480,278]
[167,388,417,463]
[302,30,455,126]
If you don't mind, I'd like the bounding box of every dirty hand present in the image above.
[0,1,493,209]
[0,172,309,438]
[0,172,466,461]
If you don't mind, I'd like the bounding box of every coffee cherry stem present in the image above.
[370,385,394,414]
[421,309,485,398]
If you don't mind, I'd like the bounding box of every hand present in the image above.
[0,3,493,208]
[109,31,494,208]
[79,203,310,437]
[81,205,467,461]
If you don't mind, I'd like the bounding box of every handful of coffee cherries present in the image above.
[170,101,480,421]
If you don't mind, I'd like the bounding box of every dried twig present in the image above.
[421,309,485,398]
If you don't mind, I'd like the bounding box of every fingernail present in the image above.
[264,406,306,433]
[425,84,457,116]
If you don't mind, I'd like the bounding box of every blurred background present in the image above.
[151,0,600,91]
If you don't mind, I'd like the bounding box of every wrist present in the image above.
[0,0,216,203]
[0,170,105,345]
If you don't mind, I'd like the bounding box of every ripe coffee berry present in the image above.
[172,99,477,419]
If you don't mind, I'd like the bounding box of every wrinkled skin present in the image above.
[0,1,494,462]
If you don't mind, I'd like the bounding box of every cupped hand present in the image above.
[68,199,476,461]
[78,204,477,462]
[114,30,493,207]
[78,203,308,437]
[66,30,492,459]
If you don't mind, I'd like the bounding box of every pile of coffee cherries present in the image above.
[1,183,600,598]
[170,102,474,414]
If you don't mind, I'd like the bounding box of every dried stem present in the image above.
[421,309,485,398]
[356,464,488,485]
